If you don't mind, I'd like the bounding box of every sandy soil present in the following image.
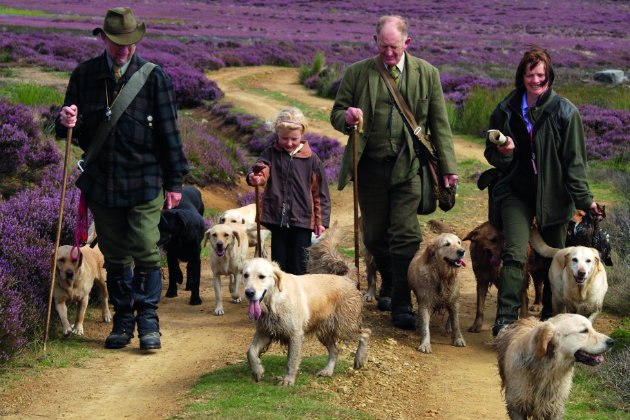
[0,66,618,420]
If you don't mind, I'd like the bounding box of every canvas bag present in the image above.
[374,58,456,214]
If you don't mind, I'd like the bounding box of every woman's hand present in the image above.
[497,136,515,155]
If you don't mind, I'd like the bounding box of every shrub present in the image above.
[180,117,247,186]
[605,171,630,316]
[579,105,630,162]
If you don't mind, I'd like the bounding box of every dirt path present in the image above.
[1,66,507,420]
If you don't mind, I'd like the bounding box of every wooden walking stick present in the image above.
[253,163,265,258]
[44,127,73,351]
[351,115,364,289]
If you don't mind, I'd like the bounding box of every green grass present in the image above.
[230,76,329,122]
[565,366,628,420]
[0,81,64,106]
[174,355,373,420]
[555,83,630,112]
[0,7,50,16]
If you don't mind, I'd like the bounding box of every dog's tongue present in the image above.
[248,299,261,320]
[457,258,466,267]
[216,249,225,257]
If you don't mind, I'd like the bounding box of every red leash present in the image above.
[71,191,88,261]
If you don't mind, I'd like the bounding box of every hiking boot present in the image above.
[392,304,416,330]
[139,332,161,350]
[377,296,392,311]
[105,331,132,349]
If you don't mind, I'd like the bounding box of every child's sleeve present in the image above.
[311,158,331,228]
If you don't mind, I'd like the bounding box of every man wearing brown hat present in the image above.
[56,7,189,351]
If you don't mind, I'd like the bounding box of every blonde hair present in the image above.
[272,107,308,134]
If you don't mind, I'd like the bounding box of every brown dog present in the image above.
[463,222,504,332]
[497,314,613,420]
[408,233,467,353]
[243,258,370,386]
[52,245,111,336]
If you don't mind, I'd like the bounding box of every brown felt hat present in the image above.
[93,7,145,45]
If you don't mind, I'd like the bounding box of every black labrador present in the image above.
[158,186,205,305]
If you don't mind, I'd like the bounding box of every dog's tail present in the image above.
[305,222,354,277]
[529,227,559,258]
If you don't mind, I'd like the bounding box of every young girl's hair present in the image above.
[272,107,308,134]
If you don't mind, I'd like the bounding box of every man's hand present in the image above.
[165,191,182,210]
[497,136,515,156]
[345,107,363,126]
[60,105,78,128]
[443,174,459,188]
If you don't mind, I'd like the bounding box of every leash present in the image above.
[71,192,89,260]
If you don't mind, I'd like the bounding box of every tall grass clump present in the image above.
[556,83,630,113]
[299,49,326,84]
[448,85,511,136]
[605,172,630,316]
[0,82,64,107]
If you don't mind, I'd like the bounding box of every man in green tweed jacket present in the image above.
[331,15,457,330]
[56,7,188,350]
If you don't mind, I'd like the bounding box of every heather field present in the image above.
[1,1,630,419]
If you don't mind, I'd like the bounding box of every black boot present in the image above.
[373,254,393,312]
[492,262,524,337]
[390,256,415,330]
[133,267,163,350]
[105,266,135,349]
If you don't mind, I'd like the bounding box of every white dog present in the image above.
[242,258,370,386]
[529,228,608,321]
[203,223,249,315]
[220,204,270,258]
[496,314,614,420]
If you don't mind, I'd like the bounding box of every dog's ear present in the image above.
[535,322,556,359]
[203,229,211,248]
[590,248,601,271]
[422,243,436,263]
[232,228,241,247]
[463,230,476,242]
[76,251,83,268]
[563,252,571,270]
[272,263,283,292]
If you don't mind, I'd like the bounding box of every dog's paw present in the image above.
[231,297,242,304]
[214,307,225,316]
[452,336,466,347]
[165,288,178,298]
[468,323,482,333]
[71,324,84,336]
[362,292,376,302]
[189,296,202,306]
[316,368,334,378]
[251,367,265,382]
[277,376,296,386]
[417,343,432,354]
[529,303,542,312]
[62,326,73,337]
[103,312,112,323]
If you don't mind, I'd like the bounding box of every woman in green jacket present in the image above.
[485,46,602,337]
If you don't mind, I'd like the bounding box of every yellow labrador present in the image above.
[496,314,614,420]
[242,258,371,386]
[408,233,467,353]
[529,228,608,321]
[203,223,249,315]
[52,245,111,336]
[220,204,270,258]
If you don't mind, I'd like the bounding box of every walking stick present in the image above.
[44,127,73,351]
[351,116,363,290]
[253,163,265,258]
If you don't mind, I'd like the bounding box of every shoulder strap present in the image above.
[84,62,158,166]
[373,57,434,158]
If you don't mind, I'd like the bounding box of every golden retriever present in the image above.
[242,258,371,386]
[529,228,608,322]
[408,233,467,353]
[496,314,614,420]
[52,244,111,336]
[203,223,249,315]
[305,221,354,277]
[220,204,270,258]
[463,222,504,332]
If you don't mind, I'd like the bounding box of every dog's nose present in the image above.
[606,338,615,347]
[216,242,224,250]
[65,270,74,279]
[244,288,255,299]
[457,248,465,258]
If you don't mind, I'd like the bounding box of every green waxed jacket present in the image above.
[331,53,457,190]
[485,88,593,228]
